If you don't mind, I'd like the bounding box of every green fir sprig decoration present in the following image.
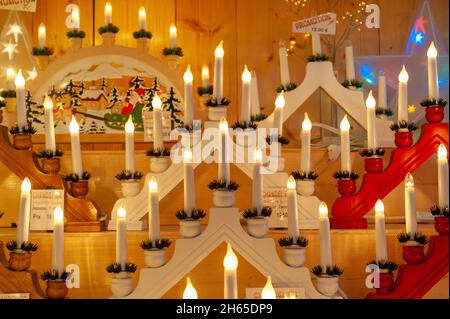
[291,171,319,181]
[359,148,385,157]
[6,240,39,252]
[40,270,69,281]
[242,207,272,219]
[341,79,363,89]
[0,90,16,98]
[197,86,213,96]
[32,47,54,56]
[250,113,268,122]
[9,124,37,135]
[175,209,207,220]
[307,54,329,62]
[133,30,152,39]
[276,82,298,93]
[98,23,120,34]
[266,135,290,145]
[366,260,398,274]
[146,148,171,157]
[232,121,257,130]
[333,171,359,180]
[420,98,447,108]
[64,172,91,182]
[208,179,239,191]
[397,232,429,245]
[162,47,184,57]
[311,265,344,277]
[67,30,86,38]
[430,205,449,217]
[206,97,231,107]
[106,262,137,274]
[390,121,418,133]
[278,236,308,248]
[375,107,393,117]
[140,239,172,250]
[115,170,144,181]
[35,149,64,159]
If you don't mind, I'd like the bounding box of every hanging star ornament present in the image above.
[408,104,416,113]
[2,38,18,60]
[27,67,38,81]
[6,24,23,43]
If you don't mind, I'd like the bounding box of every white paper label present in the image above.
[264,188,288,229]
[245,287,305,299]
[30,189,64,231]
[0,0,37,12]
[293,13,337,35]
[0,293,30,299]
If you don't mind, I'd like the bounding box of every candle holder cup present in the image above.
[246,217,269,238]
[425,106,445,123]
[316,276,339,297]
[41,157,61,175]
[364,157,384,174]
[402,244,425,265]
[165,55,180,70]
[296,180,315,196]
[374,272,395,294]
[337,179,356,197]
[102,32,116,47]
[208,106,227,121]
[199,94,211,112]
[144,249,167,268]
[179,219,202,238]
[13,134,33,150]
[111,272,133,298]
[46,280,69,299]
[136,38,150,54]
[70,180,89,198]
[150,157,170,173]
[283,247,306,267]
[35,55,50,71]
[71,37,82,52]
[213,190,235,208]
[434,216,449,235]
[394,131,413,148]
[8,251,32,271]
[121,180,141,198]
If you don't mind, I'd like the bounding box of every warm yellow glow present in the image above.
[38,23,46,36]
[287,176,296,190]
[53,206,64,224]
[105,2,112,17]
[148,177,158,193]
[183,148,193,163]
[125,116,135,133]
[183,277,198,299]
[169,24,177,36]
[6,67,15,79]
[319,202,328,219]
[117,206,127,219]
[215,41,224,58]
[242,65,251,82]
[139,7,146,19]
[14,70,25,88]
[261,276,276,299]
[71,7,80,25]
[152,93,162,110]
[438,144,447,159]
[427,41,438,58]
[21,177,31,193]
[183,65,193,83]
[302,113,312,131]
[254,148,263,163]
[275,92,285,109]
[43,95,53,110]
[202,65,209,78]
[219,118,228,133]
[375,199,384,216]
[340,115,350,131]
[223,243,238,270]
[398,65,409,83]
[405,173,414,188]
[366,90,376,109]
[69,116,79,133]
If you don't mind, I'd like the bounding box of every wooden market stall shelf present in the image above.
[331,123,449,229]
[0,125,103,232]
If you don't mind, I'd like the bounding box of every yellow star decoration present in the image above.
[2,39,18,60]
[6,24,23,43]
[408,104,416,113]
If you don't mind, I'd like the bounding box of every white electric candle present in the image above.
[287,176,299,241]
[223,243,238,299]
[148,177,160,246]
[252,148,263,214]
[138,7,147,30]
[311,32,321,55]
[218,118,230,184]
[398,65,409,123]
[169,24,177,49]
[427,42,439,100]
[124,116,135,173]
[38,23,46,49]
[69,116,83,177]
[437,144,449,208]
[43,95,56,153]
[319,202,332,269]
[279,40,290,86]
[273,92,285,135]
[250,71,261,115]
[340,115,351,172]
[104,2,112,25]
[183,277,198,299]
[72,6,80,30]
[345,41,355,80]
[183,65,194,125]
[366,90,378,150]
[201,65,210,88]
[374,199,387,262]
[15,70,27,129]
[52,206,65,275]
[213,41,224,102]
[404,173,417,235]
[116,206,127,270]
[300,113,312,173]
[378,70,387,109]
[240,65,252,122]
[6,68,15,91]
[16,178,31,247]
[261,276,276,299]
[152,93,164,150]
[183,148,195,216]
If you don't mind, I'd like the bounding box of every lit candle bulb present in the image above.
[261,276,276,299]
[366,90,377,150]
[374,199,387,262]
[319,202,332,270]
[437,144,448,208]
[279,40,290,86]
[183,65,194,125]
[404,173,417,235]
[300,113,312,173]
[287,176,299,241]
[250,71,261,115]
[218,118,230,184]
[148,177,160,246]
[16,178,31,248]
[69,116,83,178]
[169,24,177,49]
[345,40,355,80]
[240,65,252,123]
[43,95,56,153]
[398,65,409,123]
[104,2,112,25]
[138,7,147,30]
[38,23,46,49]
[116,206,127,270]
[378,70,387,108]
[15,70,27,129]
[252,148,263,214]
[223,243,238,299]
[340,115,351,172]
[273,92,285,135]
[183,277,198,299]
[52,206,65,276]
[201,65,210,88]
[427,42,439,100]
[6,68,15,91]
[213,41,224,102]
[71,6,80,30]
[183,148,195,216]
[152,93,164,150]
[124,116,135,173]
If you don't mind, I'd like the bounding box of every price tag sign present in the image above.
[293,13,336,35]
[0,0,37,12]
[0,293,30,299]
[245,287,305,299]
[264,188,288,229]
[142,110,173,142]
[30,189,64,231]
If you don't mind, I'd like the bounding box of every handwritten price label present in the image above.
[293,12,336,35]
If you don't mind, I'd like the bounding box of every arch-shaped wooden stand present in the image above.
[125,208,341,299]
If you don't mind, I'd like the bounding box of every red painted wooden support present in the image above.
[366,235,449,299]
[331,123,449,229]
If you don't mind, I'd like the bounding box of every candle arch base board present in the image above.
[0,125,103,232]
[123,208,342,299]
[257,62,394,147]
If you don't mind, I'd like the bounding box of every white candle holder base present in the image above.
[213,190,235,208]
[71,37,82,52]
[296,180,315,197]
[102,32,116,47]
[150,157,170,173]
[207,106,227,121]
[246,217,269,238]
[111,273,133,298]
[121,181,141,198]
[199,94,211,112]
[235,129,256,147]
[316,276,339,297]
[179,219,202,238]
[136,38,150,54]
[35,55,50,70]
[283,247,306,267]
[144,249,167,268]
[165,55,180,70]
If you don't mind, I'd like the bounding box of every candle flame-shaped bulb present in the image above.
[148,177,158,192]
[183,148,193,163]
[427,41,438,58]
[183,277,198,299]
[242,65,251,82]
[72,6,79,24]
[117,206,126,219]
[6,67,15,78]
[202,65,209,77]
[438,144,447,159]
[375,199,384,216]
[38,23,46,35]
[215,41,224,58]
[254,147,263,163]
[152,93,162,110]
[21,177,31,193]
[183,65,193,83]
[223,243,238,270]
[219,118,228,133]
[287,176,296,190]
[139,7,146,19]
[302,113,312,131]
[398,65,409,83]
[340,115,350,131]
[105,2,112,16]
[405,173,414,188]
[261,276,276,299]
[366,90,376,109]
[169,24,177,36]
[275,92,285,108]
[125,116,134,133]
[54,206,64,223]
[69,116,79,133]
[43,95,53,110]
[319,202,328,218]
[14,70,25,88]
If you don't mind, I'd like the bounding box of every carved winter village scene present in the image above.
[0,0,448,301]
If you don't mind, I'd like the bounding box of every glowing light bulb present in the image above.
[366,90,376,109]
[398,65,409,83]
[287,176,296,190]
[302,113,312,131]
[438,144,447,159]
[14,70,25,88]
[183,148,193,163]
[21,177,31,193]
[254,148,263,163]
[340,115,350,131]
[183,277,198,299]
[54,206,64,223]
[219,118,228,133]
[319,202,328,218]
[242,65,251,82]
[125,116,135,133]
[43,95,53,110]
[152,93,162,110]
[375,199,384,216]
[169,24,177,36]
[148,177,158,193]
[405,173,414,188]
[139,7,146,19]
[38,23,46,36]
[71,7,80,29]
[215,41,224,58]
[261,277,276,299]
[69,116,79,133]
[105,2,112,17]
[183,65,193,83]
[117,206,126,219]
[275,92,285,109]
[202,65,209,77]
[6,67,15,79]
[223,243,238,270]
[427,42,438,58]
